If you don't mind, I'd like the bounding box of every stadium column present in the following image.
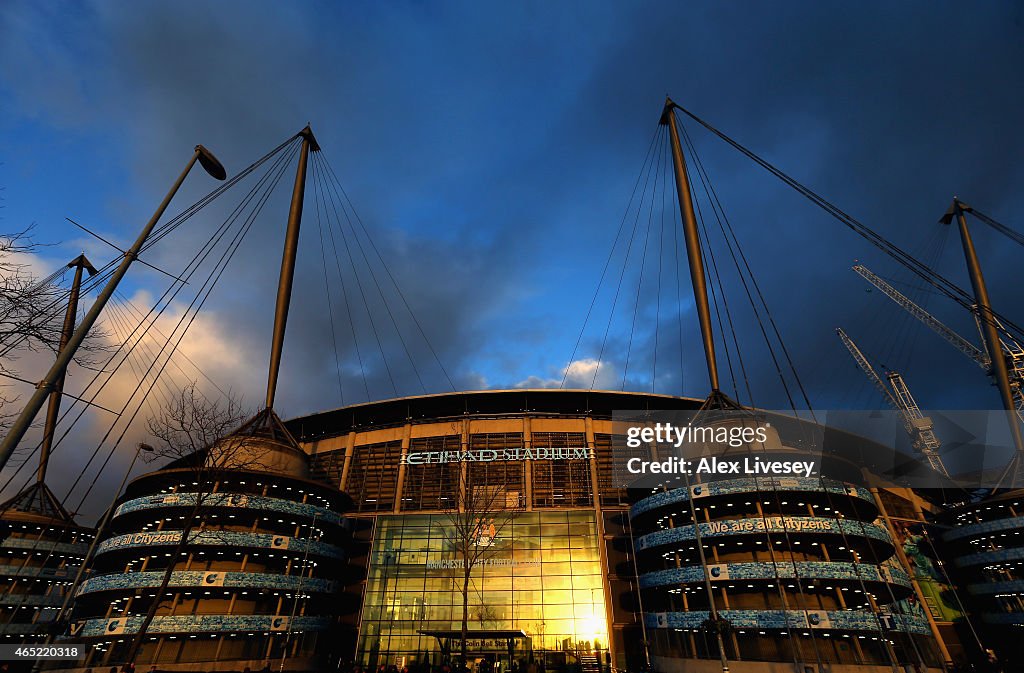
[460,418,470,514]
[586,414,617,667]
[394,423,412,514]
[339,430,357,492]
[801,502,867,663]
[523,416,533,511]
[871,487,952,667]
[704,503,740,660]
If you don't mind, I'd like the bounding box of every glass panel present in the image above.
[357,512,608,666]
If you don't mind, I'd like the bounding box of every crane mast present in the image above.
[836,328,949,476]
[853,263,1024,422]
[971,310,1024,390]
[852,264,988,367]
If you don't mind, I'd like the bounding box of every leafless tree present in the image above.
[0,226,108,433]
[1,227,60,430]
[120,382,255,665]
[438,464,523,664]
[144,382,251,463]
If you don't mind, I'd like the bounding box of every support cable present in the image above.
[690,171,744,402]
[561,125,663,388]
[310,158,371,402]
[319,152,457,393]
[970,208,1024,248]
[312,158,346,406]
[312,154,397,397]
[880,227,948,370]
[316,153,427,395]
[105,298,209,414]
[113,290,233,401]
[679,121,800,412]
[652,139,668,393]
[591,127,664,389]
[670,103,1024,344]
[622,134,664,390]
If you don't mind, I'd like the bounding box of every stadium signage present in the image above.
[106,531,182,547]
[425,558,541,569]
[401,447,592,465]
[705,517,833,534]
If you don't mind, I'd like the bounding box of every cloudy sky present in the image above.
[1,2,1023,516]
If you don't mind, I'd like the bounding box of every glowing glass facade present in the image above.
[358,512,608,668]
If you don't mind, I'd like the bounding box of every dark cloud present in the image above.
[1,2,1023,518]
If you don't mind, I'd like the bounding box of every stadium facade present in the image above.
[627,412,959,673]
[69,409,354,670]
[285,390,961,673]
[941,488,1024,671]
[62,389,971,672]
[0,483,91,645]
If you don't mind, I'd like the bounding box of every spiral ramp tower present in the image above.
[629,419,942,673]
[0,483,92,642]
[941,488,1024,669]
[70,409,354,670]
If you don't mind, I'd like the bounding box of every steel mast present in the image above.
[662,98,731,673]
[941,199,1024,488]
[36,254,96,484]
[0,145,226,472]
[662,98,723,400]
[265,125,318,410]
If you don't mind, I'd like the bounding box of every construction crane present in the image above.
[853,263,1024,421]
[836,327,950,476]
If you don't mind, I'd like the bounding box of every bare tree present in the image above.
[144,382,251,462]
[0,226,108,433]
[119,382,255,665]
[0,227,60,353]
[1,227,61,431]
[439,464,523,665]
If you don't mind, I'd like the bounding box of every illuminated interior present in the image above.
[358,511,609,668]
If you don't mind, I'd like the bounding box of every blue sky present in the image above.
[2,1,1023,431]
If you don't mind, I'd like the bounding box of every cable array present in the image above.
[0,136,302,519]
[564,112,809,413]
[308,150,456,405]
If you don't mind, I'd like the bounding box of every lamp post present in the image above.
[0,145,225,472]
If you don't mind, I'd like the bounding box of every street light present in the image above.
[0,145,226,472]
